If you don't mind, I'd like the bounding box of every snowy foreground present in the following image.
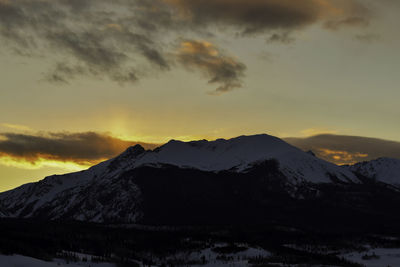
[0,254,115,267]
[3,245,400,267]
[341,247,400,267]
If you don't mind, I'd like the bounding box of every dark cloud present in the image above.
[46,62,88,84]
[285,134,400,165]
[160,0,318,34]
[0,0,168,84]
[46,31,127,70]
[0,132,158,166]
[267,32,295,44]
[42,24,168,84]
[0,0,373,90]
[176,40,246,94]
[160,0,371,34]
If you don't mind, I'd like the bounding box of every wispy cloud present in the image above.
[266,32,295,44]
[354,33,380,43]
[0,0,169,84]
[0,0,375,92]
[324,16,370,30]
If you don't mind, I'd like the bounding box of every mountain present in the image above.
[131,134,358,183]
[346,157,400,186]
[1,134,400,226]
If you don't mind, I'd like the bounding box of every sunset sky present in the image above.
[1,0,400,192]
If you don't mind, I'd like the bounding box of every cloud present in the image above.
[354,33,380,43]
[267,32,295,44]
[46,62,88,84]
[0,132,158,168]
[285,134,400,165]
[0,0,169,84]
[161,0,372,34]
[0,0,375,90]
[300,128,338,137]
[176,40,246,94]
[324,16,369,30]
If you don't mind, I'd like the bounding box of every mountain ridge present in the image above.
[0,134,399,224]
[346,157,400,185]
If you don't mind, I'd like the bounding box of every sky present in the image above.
[1,0,400,192]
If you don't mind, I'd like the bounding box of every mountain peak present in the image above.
[134,134,291,171]
[307,150,316,157]
[117,144,146,158]
[128,144,145,153]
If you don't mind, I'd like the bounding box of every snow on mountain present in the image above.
[0,134,360,222]
[0,145,146,222]
[347,157,400,185]
[132,134,358,183]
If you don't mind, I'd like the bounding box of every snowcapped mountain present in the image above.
[0,134,390,224]
[132,134,358,183]
[346,157,400,186]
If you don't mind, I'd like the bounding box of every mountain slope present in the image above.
[0,134,364,223]
[0,145,146,222]
[347,157,400,186]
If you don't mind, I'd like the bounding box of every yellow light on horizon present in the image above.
[0,155,98,172]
